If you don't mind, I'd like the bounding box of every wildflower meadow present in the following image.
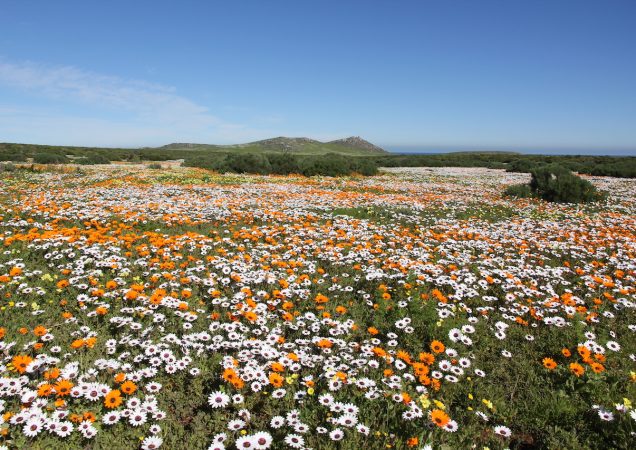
[0,165,634,449]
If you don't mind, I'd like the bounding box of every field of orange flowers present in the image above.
[0,165,634,449]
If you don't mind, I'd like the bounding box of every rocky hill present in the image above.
[160,136,387,155]
[327,136,386,153]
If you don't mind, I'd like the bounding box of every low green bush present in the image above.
[33,152,70,164]
[504,183,533,198]
[0,162,16,172]
[266,153,301,174]
[506,159,544,173]
[506,165,605,203]
[530,164,604,203]
[76,154,110,165]
[183,153,378,177]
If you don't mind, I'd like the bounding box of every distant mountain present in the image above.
[0,136,387,160]
[159,136,388,155]
[327,136,386,153]
[240,137,322,152]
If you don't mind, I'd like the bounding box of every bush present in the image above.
[504,183,534,198]
[147,163,163,169]
[507,159,543,173]
[0,162,16,172]
[505,165,605,203]
[183,153,378,177]
[530,164,604,203]
[0,151,27,162]
[33,153,69,164]
[300,153,351,177]
[226,153,272,174]
[267,153,301,175]
[76,154,110,165]
[350,157,379,176]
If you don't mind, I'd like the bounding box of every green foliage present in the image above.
[224,153,272,174]
[299,153,352,176]
[0,150,27,162]
[530,164,605,203]
[506,158,544,173]
[0,162,16,172]
[266,152,301,174]
[375,153,636,178]
[76,154,111,165]
[147,162,163,169]
[504,183,534,198]
[183,152,378,177]
[350,157,379,175]
[505,165,605,203]
[33,152,70,164]
[3,142,636,178]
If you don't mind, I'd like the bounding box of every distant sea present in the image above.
[386,146,636,156]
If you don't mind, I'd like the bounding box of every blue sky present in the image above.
[1,0,635,154]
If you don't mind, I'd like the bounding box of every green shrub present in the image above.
[267,153,301,174]
[504,165,605,203]
[0,162,16,172]
[530,164,604,203]
[33,153,70,164]
[76,154,110,165]
[300,153,351,177]
[183,153,378,177]
[350,157,379,175]
[507,159,543,173]
[226,153,272,174]
[147,163,163,169]
[0,151,27,162]
[504,183,534,198]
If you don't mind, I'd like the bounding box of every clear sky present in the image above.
[1,0,635,154]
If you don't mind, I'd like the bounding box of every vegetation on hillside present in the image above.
[159,136,387,156]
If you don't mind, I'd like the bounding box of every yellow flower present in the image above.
[419,395,430,409]
[468,393,474,400]
[433,400,445,410]
[307,388,315,395]
[482,399,494,409]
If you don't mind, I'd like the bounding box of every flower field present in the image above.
[0,165,634,449]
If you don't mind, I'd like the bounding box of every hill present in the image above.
[327,136,386,153]
[159,136,388,155]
